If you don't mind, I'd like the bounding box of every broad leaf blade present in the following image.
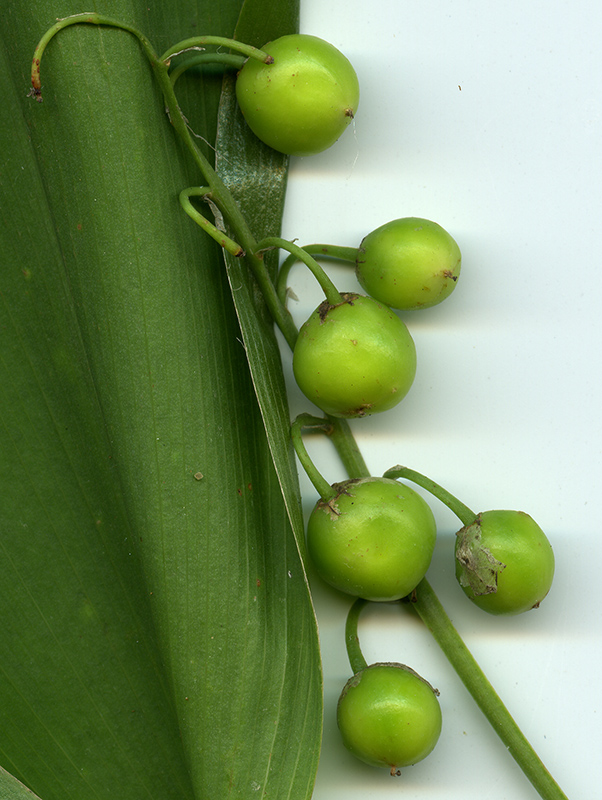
[1,13,196,800]
[1,2,322,800]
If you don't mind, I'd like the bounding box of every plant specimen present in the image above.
[0,5,575,800]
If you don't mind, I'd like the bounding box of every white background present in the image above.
[279,2,602,798]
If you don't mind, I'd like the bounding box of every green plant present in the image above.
[292,293,417,417]
[1,5,575,800]
[235,33,359,155]
[292,422,569,798]
[455,510,555,615]
[356,217,462,310]
[306,476,437,601]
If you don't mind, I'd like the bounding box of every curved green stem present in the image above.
[180,188,245,257]
[29,13,158,100]
[290,415,370,485]
[161,72,298,348]
[159,36,273,65]
[153,65,300,351]
[383,465,476,527]
[311,244,359,263]
[28,15,212,186]
[409,579,569,800]
[170,53,246,87]
[345,598,369,674]
[256,238,343,306]
[290,415,337,502]
[277,243,359,305]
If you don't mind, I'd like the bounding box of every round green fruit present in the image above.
[455,510,555,615]
[356,217,461,310]
[235,33,359,156]
[292,293,416,418]
[307,477,436,601]
[337,662,442,772]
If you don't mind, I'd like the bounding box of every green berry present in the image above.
[455,510,555,615]
[356,217,461,310]
[292,293,416,418]
[235,34,360,156]
[337,662,442,772]
[307,477,436,601]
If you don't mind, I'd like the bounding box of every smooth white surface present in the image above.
[279,2,602,798]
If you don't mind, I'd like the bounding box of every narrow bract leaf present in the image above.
[0,767,44,800]
[217,3,308,557]
[215,35,325,794]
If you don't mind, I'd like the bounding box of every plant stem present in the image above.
[326,418,371,479]
[149,47,300,351]
[180,188,245,257]
[345,598,369,674]
[32,19,570,800]
[29,13,159,99]
[383,464,475,526]
[157,69,300,349]
[291,415,370,490]
[409,579,569,800]
[277,243,359,305]
[290,415,337,502]
[159,36,273,65]
[256,238,343,306]
[169,53,246,87]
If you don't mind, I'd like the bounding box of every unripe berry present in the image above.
[292,293,416,418]
[337,662,442,771]
[356,217,461,310]
[307,477,436,601]
[235,34,359,156]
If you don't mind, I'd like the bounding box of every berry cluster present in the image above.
[247,33,556,781]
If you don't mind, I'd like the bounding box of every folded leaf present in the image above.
[0,2,321,800]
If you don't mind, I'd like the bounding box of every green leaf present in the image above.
[0,767,44,800]
[216,2,308,559]
[0,2,321,800]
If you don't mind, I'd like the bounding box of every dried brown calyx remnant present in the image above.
[455,514,506,596]
[315,478,362,520]
[316,292,357,323]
